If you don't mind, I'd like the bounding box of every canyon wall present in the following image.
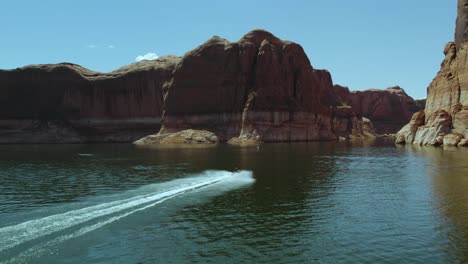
[333,85,423,134]
[0,30,375,144]
[396,0,468,147]
[159,31,341,142]
[0,58,179,143]
[136,30,375,144]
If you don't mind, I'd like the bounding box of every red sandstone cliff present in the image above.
[396,0,468,147]
[333,85,423,134]
[0,30,375,144]
[137,30,375,144]
[161,31,337,142]
[0,58,179,143]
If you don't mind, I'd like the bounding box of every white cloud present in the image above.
[108,45,115,49]
[135,52,159,62]
[86,44,97,49]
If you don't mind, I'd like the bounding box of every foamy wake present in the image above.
[0,170,254,263]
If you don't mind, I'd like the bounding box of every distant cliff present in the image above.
[396,0,468,147]
[333,85,423,134]
[0,30,375,144]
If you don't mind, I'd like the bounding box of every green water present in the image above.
[0,140,467,263]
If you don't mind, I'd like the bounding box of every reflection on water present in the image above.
[405,146,468,262]
[0,141,467,263]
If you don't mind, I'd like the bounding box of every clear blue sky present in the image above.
[0,0,456,99]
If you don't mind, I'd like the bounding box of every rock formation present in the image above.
[0,30,375,144]
[140,30,375,144]
[332,105,376,140]
[396,0,468,147]
[333,85,423,134]
[134,129,219,144]
[0,58,179,143]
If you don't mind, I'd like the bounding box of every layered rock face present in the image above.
[396,0,468,147]
[333,85,423,134]
[0,58,179,143]
[0,30,375,144]
[160,31,338,143]
[146,30,374,143]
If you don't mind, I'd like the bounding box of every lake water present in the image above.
[0,140,467,263]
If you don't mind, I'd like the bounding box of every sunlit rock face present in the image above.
[395,111,426,145]
[395,43,468,147]
[396,0,468,147]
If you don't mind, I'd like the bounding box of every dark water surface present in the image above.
[0,140,467,263]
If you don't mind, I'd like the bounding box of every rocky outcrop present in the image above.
[443,133,463,146]
[0,30,375,144]
[459,138,468,146]
[333,85,423,134]
[227,130,262,145]
[395,111,425,145]
[423,42,467,119]
[134,129,219,144]
[396,0,468,147]
[412,110,452,146]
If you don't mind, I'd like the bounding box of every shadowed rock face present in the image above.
[396,0,468,147]
[333,85,423,134]
[0,30,375,144]
[160,30,345,143]
[331,105,376,140]
[455,0,468,47]
[0,58,179,143]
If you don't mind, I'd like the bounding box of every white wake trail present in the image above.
[2,191,183,264]
[0,170,251,254]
